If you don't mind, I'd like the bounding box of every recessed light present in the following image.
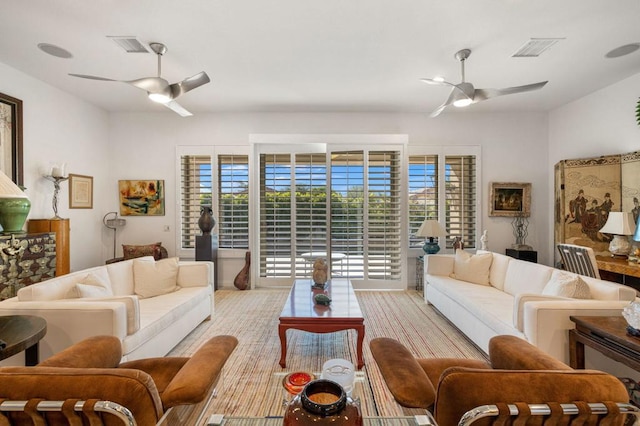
[37,43,73,59]
[605,43,640,58]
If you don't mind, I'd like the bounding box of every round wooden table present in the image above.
[0,315,47,366]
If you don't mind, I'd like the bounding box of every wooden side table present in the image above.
[0,315,47,365]
[569,315,640,372]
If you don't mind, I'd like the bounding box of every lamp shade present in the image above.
[415,219,448,238]
[0,170,30,233]
[599,212,636,235]
[599,211,636,256]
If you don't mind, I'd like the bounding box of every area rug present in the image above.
[168,289,488,419]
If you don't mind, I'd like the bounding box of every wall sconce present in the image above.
[42,162,68,219]
[103,211,126,258]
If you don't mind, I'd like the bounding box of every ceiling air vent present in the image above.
[107,36,149,53]
[512,38,564,57]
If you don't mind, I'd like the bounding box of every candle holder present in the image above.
[43,175,69,219]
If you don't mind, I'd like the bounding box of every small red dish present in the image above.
[283,371,315,395]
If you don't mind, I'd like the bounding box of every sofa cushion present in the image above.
[451,250,493,286]
[133,257,179,299]
[477,250,511,291]
[65,273,114,298]
[503,261,553,296]
[543,270,592,299]
[123,242,163,260]
[18,267,111,301]
[107,258,140,296]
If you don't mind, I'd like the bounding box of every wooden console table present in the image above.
[569,315,640,372]
[596,256,640,291]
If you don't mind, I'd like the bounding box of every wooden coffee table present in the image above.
[569,315,640,372]
[0,315,47,366]
[278,278,365,369]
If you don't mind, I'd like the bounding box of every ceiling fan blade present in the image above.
[420,78,457,88]
[127,77,170,93]
[163,100,193,117]
[170,71,210,99]
[429,88,458,117]
[69,73,118,82]
[474,81,548,102]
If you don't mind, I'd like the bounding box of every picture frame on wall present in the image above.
[118,179,165,216]
[0,92,23,186]
[69,174,93,209]
[490,182,531,217]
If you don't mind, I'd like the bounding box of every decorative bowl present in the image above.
[283,371,315,395]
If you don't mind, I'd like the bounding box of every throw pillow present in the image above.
[542,271,592,299]
[65,272,114,298]
[123,242,163,260]
[75,283,113,298]
[133,257,179,299]
[451,249,493,286]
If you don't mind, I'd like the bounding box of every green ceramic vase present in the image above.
[0,197,31,233]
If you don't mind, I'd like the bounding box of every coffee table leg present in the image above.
[25,343,39,366]
[279,324,288,368]
[356,325,365,370]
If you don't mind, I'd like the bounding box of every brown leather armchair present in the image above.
[0,334,238,425]
[370,335,630,426]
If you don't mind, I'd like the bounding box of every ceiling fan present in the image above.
[421,48,548,118]
[69,42,210,117]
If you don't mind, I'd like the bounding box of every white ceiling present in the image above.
[2,0,640,116]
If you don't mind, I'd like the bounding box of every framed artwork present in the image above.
[119,179,165,216]
[68,174,93,209]
[490,182,531,217]
[0,92,23,186]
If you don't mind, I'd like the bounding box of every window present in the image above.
[218,155,249,249]
[179,155,212,249]
[408,149,479,250]
[258,146,402,283]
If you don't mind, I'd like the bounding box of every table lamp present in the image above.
[416,219,448,254]
[0,170,30,233]
[599,211,636,257]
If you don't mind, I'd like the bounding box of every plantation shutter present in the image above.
[218,155,249,249]
[180,155,213,249]
[367,151,401,280]
[294,153,328,276]
[445,155,477,249]
[259,154,293,277]
[330,152,365,278]
[408,155,439,247]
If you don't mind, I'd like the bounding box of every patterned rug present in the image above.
[168,288,488,419]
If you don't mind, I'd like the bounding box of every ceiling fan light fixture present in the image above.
[453,98,472,108]
[148,92,172,103]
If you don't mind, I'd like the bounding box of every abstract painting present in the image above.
[118,179,165,216]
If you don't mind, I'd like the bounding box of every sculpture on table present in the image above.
[481,230,488,250]
[312,258,328,287]
[452,236,464,251]
[198,205,215,234]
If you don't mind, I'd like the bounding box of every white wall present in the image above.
[109,111,550,287]
[0,62,110,271]
[548,72,640,257]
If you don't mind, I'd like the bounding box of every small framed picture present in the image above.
[490,182,531,217]
[69,174,93,209]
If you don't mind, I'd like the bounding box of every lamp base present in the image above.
[0,197,31,233]
[608,234,631,257]
[422,240,441,255]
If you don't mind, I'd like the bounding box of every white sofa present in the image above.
[0,256,214,365]
[424,249,637,364]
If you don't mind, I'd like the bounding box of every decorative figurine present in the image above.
[481,230,488,250]
[312,258,328,286]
